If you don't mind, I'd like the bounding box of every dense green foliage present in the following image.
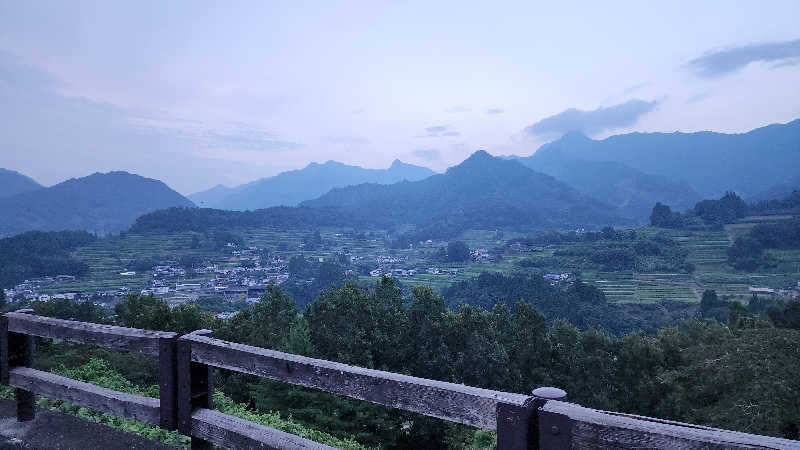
[22,277,800,446]
[442,272,694,335]
[728,219,800,270]
[511,228,693,273]
[0,230,96,288]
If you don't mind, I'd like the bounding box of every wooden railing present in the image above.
[1,312,798,450]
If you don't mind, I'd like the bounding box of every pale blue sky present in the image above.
[1,1,799,193]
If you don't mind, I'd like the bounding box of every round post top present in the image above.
[532,386,567,400]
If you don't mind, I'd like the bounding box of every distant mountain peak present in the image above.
[464,149,493,161]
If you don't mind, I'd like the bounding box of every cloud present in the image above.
[421,125,459,137]
[524,99,659,137]
[323,135,369,145]
[686,91,713,104]
[413,148,440,161]
[487,108,504,115]
[445,106,470,113]
[687,39,800,77]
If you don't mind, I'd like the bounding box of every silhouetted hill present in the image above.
[521,119,800,200]
[0,172,194,235]
[198,159,435,210]
[516,133,702,219]
[0,168,43,198]
[302,150,625,237]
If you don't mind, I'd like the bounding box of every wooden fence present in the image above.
[1,311,798,450]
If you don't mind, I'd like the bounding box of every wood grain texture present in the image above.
[191,408,335,450]
[8,367,161,426]
[4,312,177,356]
[182,334,529,430]
[542,400,800,449]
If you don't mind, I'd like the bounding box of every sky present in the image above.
[1,1,799,194]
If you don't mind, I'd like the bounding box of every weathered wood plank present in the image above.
[8,367,161,426]
[158,336,178,430]
[541,400,800,449]
[182,334,529,430]
[4,312,177,356]
[191,408,335,450]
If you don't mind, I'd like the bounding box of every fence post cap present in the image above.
[532,387,567,400]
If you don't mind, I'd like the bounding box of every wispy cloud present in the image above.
[421,125,460,137]
[524,99,659,137]
[413,148,440,161]
[323,135,369,145]
[686,91,713,104]
[487,108,504,115]
[687,39,800,77]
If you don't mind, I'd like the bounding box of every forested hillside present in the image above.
[0,172,194,236]
[303,151,625,238]
[0,168,42,198]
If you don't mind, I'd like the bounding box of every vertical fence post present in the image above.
[158,335,178,430]
[531,387,569,450]
[496,397,536,450]
[0,309,36,422]
[178,329,214,450]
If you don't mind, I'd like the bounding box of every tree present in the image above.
[0,289,6,310]
[115,294,172,331]
[446,241,470,262]
[216,285,298,350]
[650,202,681,228]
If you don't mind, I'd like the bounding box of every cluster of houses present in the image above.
[544,273,572,285]
[749,281,800,300]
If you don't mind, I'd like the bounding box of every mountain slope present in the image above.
[0,168,43,198]
[523,119,800,199]
[208,159,435,210]
[302,151,624,237]
[516,133,702,218]
[0,171,194,235]
[188,184,236,207]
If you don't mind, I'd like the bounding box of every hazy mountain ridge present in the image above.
[523,119,800,200]
[190,159,435,210]
[302,150,626,236]
[515,134,702,219]
[0,171,194,236]
[0,168,43,198]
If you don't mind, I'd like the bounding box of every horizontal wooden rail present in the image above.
[540,400,800,449]
[8,367,161,426]
[182,333,529,430]
[191,408,336,450]
[5,312,177,356]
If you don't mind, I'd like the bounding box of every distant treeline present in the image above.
[728,219,800,270]
[507,227,694,273]
[442,272,695,335]
[0,230,96,289]
[129,206,351,233]
[651,190,800,229]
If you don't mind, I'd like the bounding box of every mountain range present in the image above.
[0,171,193,236]
[520,119,800,202]
[189,159,435,210]
[302,150,625,236]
